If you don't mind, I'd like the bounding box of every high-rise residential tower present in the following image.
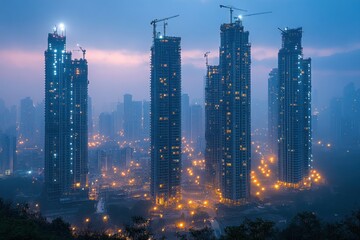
[268,68,279,154]
[44,25,88,201]
[205,65,221,188]
[278,27,312,186]
[150,33,182,205]
[71,58,89,192]
[219,18,251,203]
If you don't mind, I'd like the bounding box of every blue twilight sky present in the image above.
[0,0,359,111]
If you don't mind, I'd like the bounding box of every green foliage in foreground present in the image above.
[0,197,360,240]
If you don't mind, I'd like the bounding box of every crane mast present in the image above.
[204,51,210,67]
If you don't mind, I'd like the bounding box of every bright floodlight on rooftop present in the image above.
[59,23,65,31]
[238,15,243,20]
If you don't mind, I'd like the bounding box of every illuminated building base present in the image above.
[277,178,312,189]
[154,192,181,207]
[220,197,248,206]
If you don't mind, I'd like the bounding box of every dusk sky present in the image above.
[1,0,359,111]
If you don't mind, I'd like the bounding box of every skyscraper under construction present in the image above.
[150,23,182,205]
[218,17,251,203]
[44,25,89,201]
[277,27,312,186]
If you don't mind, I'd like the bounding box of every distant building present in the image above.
[142,100,150,139]
[268,68,279,154]
[329,98,342,147]
[99,112,113,138]
[0,132,16,176]
[123,94,134,140]
[0,99,16,135]
[277,27,312,186]
[205,65,221,188]
[181,94,191,140]
[112,102,124,138]
[132,100,142,140]
[88,96,93,137]
[330,83,360,150]
[20,97,36,144]
[219,18,251,203]
[150,34,182,205]
[34,100,45,148]
[190,104,204,143]
[44,25,88,201]
[121,147,133,168]
[123,94,142,141]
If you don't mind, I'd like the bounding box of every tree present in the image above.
[281,212,322,240]
[344,209,360,239]
[124,216,153,240]
[189,226,216,240]
[220,225,247,240]
[323,222,348,240]
[220,218,276,240]
[50,217,72,239]
[243,218,276,240]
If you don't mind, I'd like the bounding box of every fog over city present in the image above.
[0,1,359,239]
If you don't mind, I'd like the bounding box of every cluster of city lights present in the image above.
[182,137,195,157]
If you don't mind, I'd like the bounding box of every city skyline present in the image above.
[1,0,359,111]
[0,1,360,239]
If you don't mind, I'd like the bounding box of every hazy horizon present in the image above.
[1,0,360,111]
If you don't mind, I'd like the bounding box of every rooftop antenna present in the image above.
[58,23,65,36]
[220,5,247,24]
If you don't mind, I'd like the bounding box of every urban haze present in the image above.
[0,1,359,239]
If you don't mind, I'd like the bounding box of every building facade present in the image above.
[205,65,221,188]
[268,68,279,154]
[44,26,88,201]
[277,27,312,186]
[219,19,251,203]
[150,35,182,205]
[181,94,191,140]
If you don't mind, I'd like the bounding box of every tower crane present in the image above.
[219,5,247,24]
[150,14,179,39]
[72,44,87,59]
[235,11,272,22]
[77,44,86,59]
[204,51,210,67]
[79,46,86,59]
